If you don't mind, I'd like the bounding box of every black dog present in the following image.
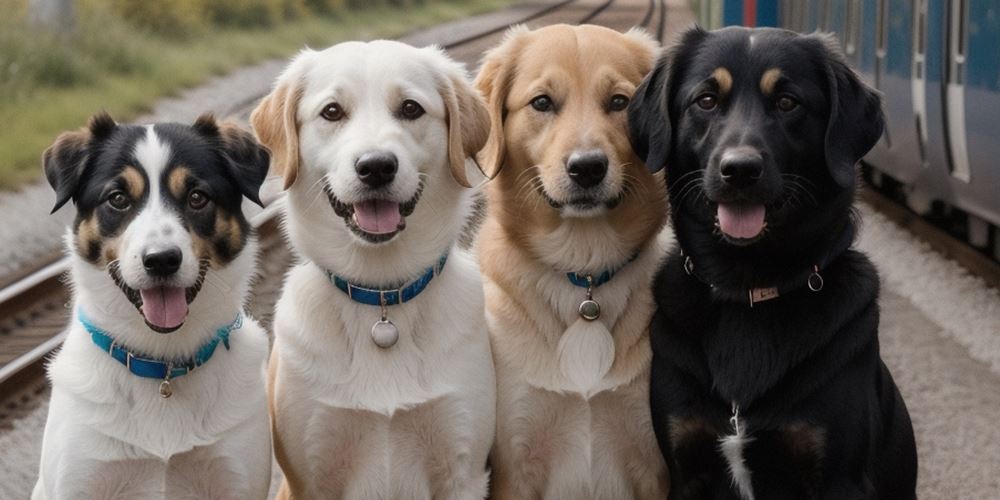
[628,27,917,499]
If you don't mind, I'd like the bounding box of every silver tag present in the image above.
[371,319,399,348]
[578,299,601,321]
[159,379,173,398]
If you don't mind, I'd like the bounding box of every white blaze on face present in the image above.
[118,126,199,330]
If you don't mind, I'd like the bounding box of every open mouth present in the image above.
[714,203,769,246]
[109,260,208,333]
[326,183,422,243]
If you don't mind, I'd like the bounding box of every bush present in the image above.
[208,0,285,28]
[110,0,208,37]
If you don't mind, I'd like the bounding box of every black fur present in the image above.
[43,112,271,265]
[628,27,917,499]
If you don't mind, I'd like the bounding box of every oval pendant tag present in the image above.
[371,319,399,348]
[159,380,173,398]
[578,299,601,321]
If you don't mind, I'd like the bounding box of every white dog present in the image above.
[33,114,272,499]
[251,40,495,499]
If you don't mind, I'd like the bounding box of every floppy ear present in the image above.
[439,65,491,188]
[250,55,308,190]
[194,114,271,206]
[627,62,670,173]
[474,26,527,179]
[814,34,885,188]
[43,112,117,213]
[627,27,706,173]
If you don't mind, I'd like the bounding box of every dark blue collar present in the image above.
[566,252,640,289]
[327,252,448,306]
[80,311,242,380]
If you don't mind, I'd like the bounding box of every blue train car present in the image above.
[696,0,1000,262]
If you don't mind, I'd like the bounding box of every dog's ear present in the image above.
[437,59,491,188]
[43,112,116,213]
[195,115,271,207]
[812,34,885,188]
[627,27,706,173]
[474,25,528,180]
[251,52,310,190]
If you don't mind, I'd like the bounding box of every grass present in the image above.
[0,0,513,190]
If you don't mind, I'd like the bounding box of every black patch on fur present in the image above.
[630,27,916,499]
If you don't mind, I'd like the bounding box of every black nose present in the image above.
[566,151,608,189]
[143,248,182,278]
[355,152,398,188]
[720,150,764,188]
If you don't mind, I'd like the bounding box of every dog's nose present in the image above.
[566,151,608,189]
[143,248,182,278]
[720,149,764,188]
[355,152,398,188]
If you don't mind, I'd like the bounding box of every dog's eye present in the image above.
[777,96,799,112]
[399,100,425,120]
[188,190,210,210]
[530,95,554,112]
[107,191,131,211]
[609,94,630,112]
[320,103,345,122]
[695,93,718,111]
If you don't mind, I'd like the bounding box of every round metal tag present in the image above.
[371,319,399,348]
[807,272,824,292]
[578,299,601,321]
[159,380,173,398]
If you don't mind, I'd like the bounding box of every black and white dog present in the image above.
[628,27,918,499]
[33,113,273,499]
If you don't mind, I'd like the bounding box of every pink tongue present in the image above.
[140,287,188,330]
[717,203,766,239]
[353,200,401,234]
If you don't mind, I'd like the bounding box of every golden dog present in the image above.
[475,24,670,499]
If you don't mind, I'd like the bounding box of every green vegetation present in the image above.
[0,0,510,189]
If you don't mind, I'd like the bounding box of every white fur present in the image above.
[720,428,756,500]
[32,127,271,499]
[268,41,495,499]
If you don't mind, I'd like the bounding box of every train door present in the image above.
[944,1,1000,231]
[911,0,929,166]
[864,0,924,186]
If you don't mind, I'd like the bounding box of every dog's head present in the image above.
[251,41,489,263]
[629,27,883,250]
[476,25,666,267]
[44,113,269,333]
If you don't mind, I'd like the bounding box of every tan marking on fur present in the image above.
[102,236,121,264]
[75,215,101,262]
[713,67,733,96]
[251,80,304,190]
[476,24,669,497]
[667,416,716,450]
[760,68,782,95]
[168,166,190,199]
[783,422,826,460]
[440,70,490,187]
[121,166,145,200]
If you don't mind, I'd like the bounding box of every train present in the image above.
[695,0,1000,263]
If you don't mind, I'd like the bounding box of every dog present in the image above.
[250,40,495,499]
[33,113,273,499]
[474,24,670,499]
[628,26,918,499]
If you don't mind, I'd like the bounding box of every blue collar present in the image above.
[566,252,640,289]
[327,252,448,306]
[80,311,243,381]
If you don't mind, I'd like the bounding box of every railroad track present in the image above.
[0,0,668,423]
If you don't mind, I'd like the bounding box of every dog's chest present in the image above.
[287,394,476,498]
[501,375,666,499]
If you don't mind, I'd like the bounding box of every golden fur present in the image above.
[475,24,670,499]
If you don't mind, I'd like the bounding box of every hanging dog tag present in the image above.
[371,296,399,348]
[371,319,399,348]
[159,379,173,398]
[578,275,601,321]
